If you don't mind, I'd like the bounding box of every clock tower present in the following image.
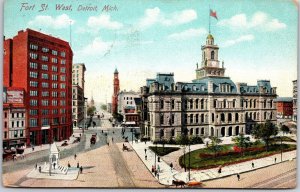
[195,34,225,79]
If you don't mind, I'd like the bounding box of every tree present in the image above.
[232,133,250,156]
[87,106,96,116]
[101,104,107,111]
[209,136,222,158]
[251,120,278,151]
[281,125,290,135]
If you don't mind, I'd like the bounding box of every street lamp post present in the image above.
[280,123,283,162]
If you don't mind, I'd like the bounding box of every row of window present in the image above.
[30,99,66,106]
[29,43,66,58]
[29,117,66,127]
[10,121,25,128]
[30,109,66,116]
[29,81,66,89]
[29,52,67,64]
[3,130,25,138]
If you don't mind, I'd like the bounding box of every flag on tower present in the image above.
[210,9,218,20]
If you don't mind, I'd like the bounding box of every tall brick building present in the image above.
[3,29,73,146]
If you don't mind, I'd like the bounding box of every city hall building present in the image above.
[140,34,277,141]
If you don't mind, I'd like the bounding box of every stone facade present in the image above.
[72,85,84,127]
[140,34,277,141]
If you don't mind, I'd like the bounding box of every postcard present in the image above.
[2,0,298,189]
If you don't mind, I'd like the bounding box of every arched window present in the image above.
[160,129,164,138]
[214,99,217,108]
[195,99,199,109]
[221,113,225,122]
[190,128,193,135]
[171,129,175,137]
[223,99,227,108]
[201,128,205,135]
[233,99,236,108]
[228,113,232,122]
[201,99,204,109]
[235,113,239,122]
[211,51,215,60]
[196,128,199,135]
[212,113,215,122]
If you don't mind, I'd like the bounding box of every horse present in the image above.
[172,180,186,188]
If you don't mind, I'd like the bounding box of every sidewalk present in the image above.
[129,140,297,186]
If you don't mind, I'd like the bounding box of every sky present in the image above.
[4,0,298,105]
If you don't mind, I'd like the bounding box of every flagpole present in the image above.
[209,4,211,34]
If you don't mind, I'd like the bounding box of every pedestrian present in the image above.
[170,162,173,172]
[113,131,115,134]
[237,173,240,181]
[53,162,56,169]
[32,145,35,151]
[145,155,147,160]
[145,140,147,144]
[157,165,160,173]
[80,166,83,174]
[157,172,160,180]
[144,148,147,154]
[152,165,155,173]
[38,166,41,173]
[35,163,37,169]
[74,154,77,160]
[112,137,114,143]
[68,161,71,168]
[77,162,80,168]
[275,157,277,164]
[218,168,222,173]
[154,169,157,176]
[252,162,254,168]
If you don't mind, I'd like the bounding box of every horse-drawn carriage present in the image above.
[3,147,25,161]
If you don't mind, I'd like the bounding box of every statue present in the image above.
[222,61,224,68]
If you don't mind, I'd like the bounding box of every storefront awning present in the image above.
[41,126,50,130]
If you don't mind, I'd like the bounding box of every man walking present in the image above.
[170,162,173,172]
[275,157,277,164]
[237,173,240,181]
[74,154,77,160]
[252,162,254,168]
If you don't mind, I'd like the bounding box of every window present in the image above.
[52,100,58,106]
[52,83,58,89]
[41,64,48,71]
[201,99,204,109]
[17,121,19,127]
[41,100,49,106]
[29,109,38,115]
[42,47,49,53]
[60,75,66,81]
[30,99,38,106]
[42,82,49,88]
[20,130,24,137]
[196,114,199,123]
[184,114,188,124]
[171,114,175,124]
[60,67,66,73]
[4,121,7,128]
[52,50,58,55]
[29,71,38,78]
[29,119,38,127]
[21,121,24,127]
[211,51,215,60]
[214,99,217,108]
[29,52,38,59]
[190,114,193,124]
[171,100,175,109]
[30,43,38,50]
[60,100,66,106]
[12,121,14,128]
[41,73,49,79]
[60,109,66,114]
[52,66,58,72]
[160,99,164,109]
[195,99,199,109]
[42,118,49,126]
[4,112,7,118]
[51,58,58,63]
[14,130,18,138]
[41,56,49,62]
[42,109,49,115]
[60,83,66,89]
[30,62,38,69]
[4,131,7,139]
[160,114,164,124]
[42,91,49,97]
[61,59,66,64]
[52,74,58,81]
[60,92,66,98]
[29,90,38,96]
[52,91,58,97]
[53,109,59,114]
[61,51,66,57]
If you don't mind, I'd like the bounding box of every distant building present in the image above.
[292,80,297,122]
[72,85,84,127]
[112,68,120,114]
[72,63,86,91]
[140,34,277,141]
[275,97,293,119]
[3,29,73,146]
[3,87,26,148]
[72,63,86,127]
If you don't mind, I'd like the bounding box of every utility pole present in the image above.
[188,142,191,181]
